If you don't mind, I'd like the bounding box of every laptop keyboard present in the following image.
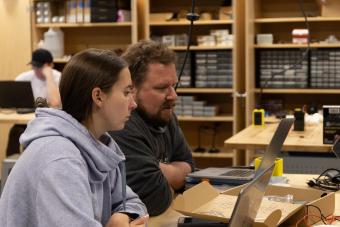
[16,108,35,114]
[221,169,254,177]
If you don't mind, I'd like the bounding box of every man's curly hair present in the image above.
[122,40,177,88]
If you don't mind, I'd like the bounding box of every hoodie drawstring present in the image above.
[120,161,127,211]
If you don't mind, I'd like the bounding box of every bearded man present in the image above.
[109,40,194,216]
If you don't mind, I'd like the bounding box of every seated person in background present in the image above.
[16,48,61,108]
[6,48,61,157]
[0,49,148,227]
[110,40,194,216]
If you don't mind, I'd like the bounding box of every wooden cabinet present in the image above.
[139,0,245,167]
[28,0,246,167]
[245,0,340,163]
[30,0,138,67]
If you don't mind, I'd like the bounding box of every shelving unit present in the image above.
[169,46,233,50]
[245,0,340,164]
[255,43,340,48]
[254,17,340,23]
[35,22,133,28]
[30,0,138,66]
[149,19,233,26]
[177,88,233,94]
[139,0,245,167]
[254,89,340,94]
[177,115,234,122]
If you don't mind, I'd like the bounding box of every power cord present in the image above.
[257,0,311,108]
[295,203,340,226]
[193,124,221,153]
[174,0,199,91]
[193,125,206,153]
[307,168,340,191]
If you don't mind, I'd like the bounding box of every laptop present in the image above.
[178,163,275,227]
[0,81,35,113]
[187,118,294,185]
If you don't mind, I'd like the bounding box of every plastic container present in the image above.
[255,157,283,176]
[43,28,64,58]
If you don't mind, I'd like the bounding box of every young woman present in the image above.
[0,49,148,227]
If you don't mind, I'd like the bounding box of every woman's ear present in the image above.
[92,87,104,107]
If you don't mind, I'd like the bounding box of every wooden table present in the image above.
[149,174,340,227]
[224,121,331,153]
[0,112,34,175]
[0,112,34,124]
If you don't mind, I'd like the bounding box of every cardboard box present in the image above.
[317,0,340,17]
[219,6,232,20]
[173,181,335,227]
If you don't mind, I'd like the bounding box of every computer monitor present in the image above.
[0,81,35,109]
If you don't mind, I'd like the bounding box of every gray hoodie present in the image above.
[0,108,147,227]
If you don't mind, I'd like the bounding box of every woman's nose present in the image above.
[129,99,137,110]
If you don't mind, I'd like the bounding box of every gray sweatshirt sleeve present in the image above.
[36,158,102,227]
[109,167,148,217]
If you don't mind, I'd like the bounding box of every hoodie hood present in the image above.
[20,108,125,183]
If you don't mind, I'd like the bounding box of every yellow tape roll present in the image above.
[254,157,283,176]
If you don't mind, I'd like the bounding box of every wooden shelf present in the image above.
[192,152,234,159]
[35,22,132,28]
[255,43,340,48]
[169,46,233,50]
[254,17,340,23]
[244,0,340,165]
[255,88,340,94]
[149,19,233,26]
[177,88,233,94]
[143,0,244,166]
[54,58,69,63]
[177,115,234,122]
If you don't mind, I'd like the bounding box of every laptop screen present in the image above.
[186,118,294,185]
[254,118,294,178]
[228,163,275,227]
[0,81,35,109]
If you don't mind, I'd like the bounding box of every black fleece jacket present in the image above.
[109,110,194,216]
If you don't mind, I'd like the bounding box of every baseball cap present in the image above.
[28,48,53,68]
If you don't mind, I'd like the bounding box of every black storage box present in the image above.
[323,105,340,144]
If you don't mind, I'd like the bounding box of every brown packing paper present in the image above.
[173,181,335,227]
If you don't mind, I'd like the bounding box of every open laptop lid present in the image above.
[229,163,275,227]
[254,117,294,178]
[0,81,35,109]
[187,118,294,184]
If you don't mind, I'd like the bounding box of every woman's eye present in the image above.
[124,87,136,97]
[156,87,168,92]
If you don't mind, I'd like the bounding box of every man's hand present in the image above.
[105,213,129,227]
[159,161,192,190]
[41,65,53,79]
[130,215,149,227]
[106,213,148,227]
[40,64,61,108]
